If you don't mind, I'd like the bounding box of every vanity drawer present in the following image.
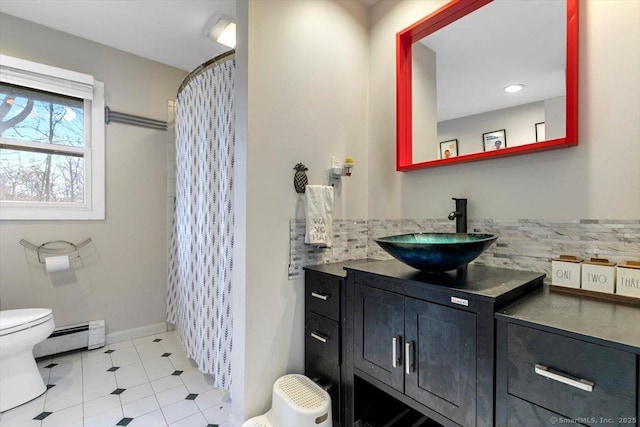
[305,272,340,322]
[507,323,637,423]
[504,394,588,426]
[306,311,340,365]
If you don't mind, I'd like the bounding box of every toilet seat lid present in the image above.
[0,309,53,335]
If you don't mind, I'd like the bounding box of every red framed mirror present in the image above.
[396,0,579,171]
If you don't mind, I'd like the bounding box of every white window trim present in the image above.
[0,55,105,220]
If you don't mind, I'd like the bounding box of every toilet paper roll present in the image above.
[45,255,71,273]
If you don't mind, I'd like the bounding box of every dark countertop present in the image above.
[342,259,545,302]
[303,259,381,278]
[496,286,640,354]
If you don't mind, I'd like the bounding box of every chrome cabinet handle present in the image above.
[534,364,594,392]
[311,292,329,301]
[392,336,402,368]
[310,331,328,343]
[405,341,415,375]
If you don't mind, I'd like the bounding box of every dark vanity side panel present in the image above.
[495,320,508,427]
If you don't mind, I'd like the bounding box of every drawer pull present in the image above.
[311,292,330,301]
[405,341,415,375]
[392,335,402,368]
[534,364,594,392]
[311,331,328,343]
[311,377,333,392]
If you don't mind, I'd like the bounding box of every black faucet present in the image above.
[448,197,467,233]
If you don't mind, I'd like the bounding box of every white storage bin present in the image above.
[616,261,640,298]
[551,255,582,288]
[581,258,616,294]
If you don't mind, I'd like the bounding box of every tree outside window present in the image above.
[0,82,85,203]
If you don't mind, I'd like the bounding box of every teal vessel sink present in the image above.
[375,233,498,272]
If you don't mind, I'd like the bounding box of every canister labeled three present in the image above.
[616,261,640,298]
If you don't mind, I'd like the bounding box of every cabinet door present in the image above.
[405,298,477,427]
[353,284,405,392]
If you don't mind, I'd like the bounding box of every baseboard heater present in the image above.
[34,319,105,358]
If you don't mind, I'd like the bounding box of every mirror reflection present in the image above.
[411,0,567,163]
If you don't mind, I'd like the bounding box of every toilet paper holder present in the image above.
[19,238,92,264]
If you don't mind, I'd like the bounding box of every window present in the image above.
[0,55,105,220]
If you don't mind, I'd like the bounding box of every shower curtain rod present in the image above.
[104,106,167,131]
[177,49,236,97]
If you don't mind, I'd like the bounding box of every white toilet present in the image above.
[0,308,55,412]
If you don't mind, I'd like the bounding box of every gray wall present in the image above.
[233,0,369,422]
[436,101,545,158]
[0,14,187,341]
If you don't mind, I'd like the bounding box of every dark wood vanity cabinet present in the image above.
[354,284,477,426]
[496,288,640,427]
[345,260,545,427]
[306,260,640,427]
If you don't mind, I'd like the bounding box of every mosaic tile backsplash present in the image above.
[289,219,640,280]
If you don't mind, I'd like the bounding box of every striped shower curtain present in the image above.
[166,59,235,391]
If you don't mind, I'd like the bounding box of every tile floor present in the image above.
[0,331,231,427]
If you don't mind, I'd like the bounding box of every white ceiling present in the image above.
[0,0,379,72]
[1,0,563,121]
[0,0,237,71]
[419,0,566,121]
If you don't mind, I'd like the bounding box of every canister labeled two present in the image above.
[581,258,616,294]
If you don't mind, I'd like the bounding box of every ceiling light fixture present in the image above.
[503,84,526,93]
[206,16,236,48]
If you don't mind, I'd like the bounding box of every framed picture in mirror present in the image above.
[483,129,507,151]
[440,139,458,159]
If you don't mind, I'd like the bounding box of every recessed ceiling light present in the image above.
[504,84,526,93]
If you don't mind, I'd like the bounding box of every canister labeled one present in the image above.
[551,255,582,288]
[616,261,640,298]
[581,258,616,294]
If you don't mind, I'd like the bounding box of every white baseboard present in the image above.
[106,322,168,345]
[228,414,242,427]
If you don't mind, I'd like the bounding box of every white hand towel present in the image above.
[305,185,334,248]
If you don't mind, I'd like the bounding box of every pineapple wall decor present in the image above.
[293,162,309,194]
